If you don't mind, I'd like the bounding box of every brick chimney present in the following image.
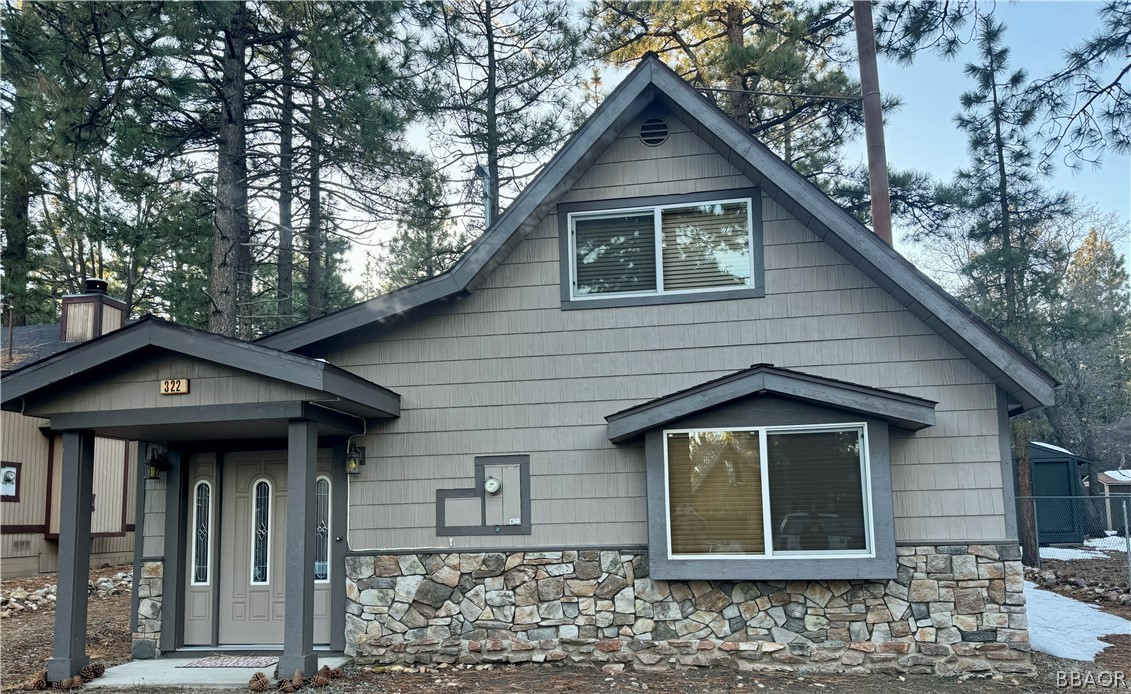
[60,279,127,343]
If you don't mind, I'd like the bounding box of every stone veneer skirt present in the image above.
[344,545,1033,676]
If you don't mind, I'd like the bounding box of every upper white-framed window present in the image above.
[662,422,875,560]
[191,480,212,585]
[566,194,759,302]
[314,476,331,583]
[251,478,272,585]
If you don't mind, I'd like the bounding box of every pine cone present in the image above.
[291,669,303,688]
[78,666,95,682]
[23,673,47,691]
[317,665,331,678]
[248,676,269,692]
[272,663,280,680]
[329,668,342,680]
[91,664,105,679]
[281,682,296,694]
[310,674,330,689]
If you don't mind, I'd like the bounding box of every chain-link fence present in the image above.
[1015,494,1131,586]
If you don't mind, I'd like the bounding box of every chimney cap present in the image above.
[83,278,109,295]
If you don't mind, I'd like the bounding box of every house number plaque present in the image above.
[160,378,190,395]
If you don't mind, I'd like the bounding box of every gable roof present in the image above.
[0,315,400,419]
[257,55,1057,413]
[605,364,938,443]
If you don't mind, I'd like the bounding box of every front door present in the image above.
[185,451,333,647]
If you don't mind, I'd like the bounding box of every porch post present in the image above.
[47,431,95,681]
[279,419,319,677]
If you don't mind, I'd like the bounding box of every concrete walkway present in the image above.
[87,656,351,690]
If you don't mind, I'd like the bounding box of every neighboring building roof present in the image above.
[1,315,400,420]
[0,324,67,372]
[1100,470,1131,485]
[1027,441,1096,465]
[255,55,1056,414]
[605,364,938,444]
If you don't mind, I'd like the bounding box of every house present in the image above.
[1,280,138,578]
[0,56,1056,681]
[1025,441,1091,545]
[1098,469,1131,534]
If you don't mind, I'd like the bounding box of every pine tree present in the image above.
[424,0,588,226]
[375,166,470,292]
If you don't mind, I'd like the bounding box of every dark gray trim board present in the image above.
[557,188,765,310]
[607,363,937,443]
[44,401,364,436]
[130,441,146,635]
[47,431,96,681]
[894,539,1020,546]
[1,316,399,419]
[160,449,187,653]
[641,397,898,581]
[329,443,348,653]
[996,387,1019,542]
[280,419,319,677]
[345,544,651,557]
[252,55,1055,414]
[436,455,532,536]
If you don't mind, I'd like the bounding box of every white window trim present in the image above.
[250,478,273,586]
[315,475,331,584]
[190,480,212,586]
[567,197,756,301]
[662,422,876,561]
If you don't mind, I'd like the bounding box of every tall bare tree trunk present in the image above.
[1013,427,1038,566]
[277,33,295,330]
[725,3,749,130]
[988,62,1017,329]
[483,0,500,226]
[305,89,323,320]
[209,1,250,338]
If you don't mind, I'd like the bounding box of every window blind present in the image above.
[766,431,867,552]
[666,431,765,555]
[573,214,656,295]
[661,202,751,290]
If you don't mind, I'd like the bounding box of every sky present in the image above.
[848,1,1130,254]
[361,2,1130,285]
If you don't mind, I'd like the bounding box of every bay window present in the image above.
[665,425,872,559]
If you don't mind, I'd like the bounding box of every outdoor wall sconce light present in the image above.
[146,446,168,480]
[345,444,365,475]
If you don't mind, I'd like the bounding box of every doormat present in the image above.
[178,656,279,668]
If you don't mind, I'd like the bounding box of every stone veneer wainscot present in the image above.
[132,561,163,659]
[344,545,1033,676]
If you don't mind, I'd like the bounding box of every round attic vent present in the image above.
[639,117,669,146]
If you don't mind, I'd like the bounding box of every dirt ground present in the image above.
[2,567,1128,693]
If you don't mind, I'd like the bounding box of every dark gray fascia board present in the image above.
[646,68,1057,411]
[606,364,937,443]
[0,317,399,418]
[46,401,337,432]
[255,61,659,353]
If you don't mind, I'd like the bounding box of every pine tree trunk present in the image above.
[1014,430,1038,566]
[725,3,749,130]
[484,0,501,226]
[989,69,1017,329]
[277,33,295,330]
[305,90,323,320]
[209,1,250,338]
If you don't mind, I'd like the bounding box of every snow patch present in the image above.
[1103,469,1131,483]
[1086,535,1130,552]
[1032,441,1074,455]
[1025,581,1131,661]
[1041,546,1108,561]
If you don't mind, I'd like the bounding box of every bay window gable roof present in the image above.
[606,364,937,443]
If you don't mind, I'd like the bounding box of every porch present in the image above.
[0,317,400,681]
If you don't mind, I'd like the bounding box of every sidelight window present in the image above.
[191,481,211,585]
[251,480,271,584]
